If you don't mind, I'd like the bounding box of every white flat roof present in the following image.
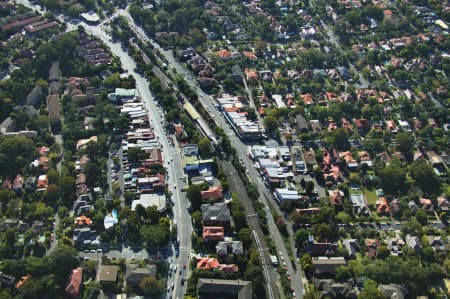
[132,193,166,212]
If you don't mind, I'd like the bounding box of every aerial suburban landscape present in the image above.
[0,0,448,298]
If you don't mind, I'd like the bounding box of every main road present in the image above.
[121,9,305,299]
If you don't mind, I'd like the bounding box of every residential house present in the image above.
[76,136,98,150]
[201,186,223,201]
[196,257,219,270]
[301,93,314,106]
[437,195,450,211]
[342,239,359,258]
[307,239,338,257]
[419,198,434,212]
[427,151,446,176]
[65,267,83,298]
[339,151,358,169]
[202,226,224,242]
[177,48,196,61]
[13,174,24,193]
[390,199,401,216]
[310,120,322,133]
[37,174,48,190]
[274,188,299,203]
[387,237,405,256]
[427,236,446,253]
[15,274,30,289]
[17,221,29,233]
[329,189,344,207]
[197,278,252,299]
[231,65,243,82]
[26,86,43,108]
[358,151,372,166]
[385,120,398,133]
[312,257,347,276]
[296,114,308,132]
[196,258,238,273]
[405,234,422,253]
[201,203,231,227]
[1,219,19,231]
[74,215,92,227]
[216,241,244,256]
[124,263,156,287]
[365,239,381,259]
[0,272,15,287]
[378,284,405,299]
[32,220,45,233]
[376,197,390,215]
[244,68,259,81]
[350,193,369,215]
[215,49,232,61]
[313,278,357,299]
[354,119,370,132]
[97,265,118,287]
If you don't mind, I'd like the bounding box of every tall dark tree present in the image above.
[48,245,78,284]
[409,160,440,194]
[186,184,203,211]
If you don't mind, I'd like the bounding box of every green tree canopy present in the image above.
[198,138,212,158]
[138,276,162,298]
[48,244,78,284]
[358,279,384,299]
[141,224,169,249]
[377,164,407,195]
[0,136,35,175]
[186,184,203,211]
[409,160,440,195]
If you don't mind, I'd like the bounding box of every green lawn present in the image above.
[363,188,378,206]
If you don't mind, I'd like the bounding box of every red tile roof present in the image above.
[216,49,231,60]
[376,197,390,214]
[75,216,92,227]
[242,51,257,60]
[202,226,224,241]
[201,186,223,200]
[197,258,220,270]
[65,267,83,298]
[15,274,30,289]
